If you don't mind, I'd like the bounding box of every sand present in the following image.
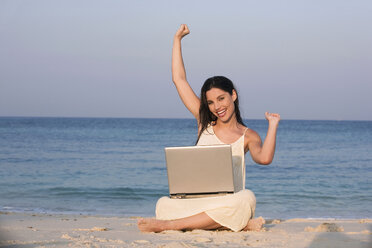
[0,212,371,248]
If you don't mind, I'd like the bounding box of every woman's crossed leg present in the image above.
[137,212,265,232]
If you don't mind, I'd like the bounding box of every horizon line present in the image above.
[0,115,371,122]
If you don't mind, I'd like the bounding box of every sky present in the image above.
[0,0,371,120]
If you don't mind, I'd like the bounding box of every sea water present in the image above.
[0,117,371,219]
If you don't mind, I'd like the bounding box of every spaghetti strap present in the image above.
[242,127,249,140]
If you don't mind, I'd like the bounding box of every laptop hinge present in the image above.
[170,191,234,199]
[171,194,186,199]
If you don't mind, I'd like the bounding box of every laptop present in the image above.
[164,144,235,199]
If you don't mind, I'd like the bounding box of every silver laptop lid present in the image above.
[165,145,235,198]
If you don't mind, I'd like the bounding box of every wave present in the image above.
[43,186,168,200]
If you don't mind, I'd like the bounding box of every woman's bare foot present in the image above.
[137,218,170,232]
[243,216,265,231]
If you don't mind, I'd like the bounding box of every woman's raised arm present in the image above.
[247,112,280,165]
[172,24,200,120]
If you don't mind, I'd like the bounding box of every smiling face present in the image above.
[206,87,237,123]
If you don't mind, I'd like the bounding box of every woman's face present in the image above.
[205,87,237,123]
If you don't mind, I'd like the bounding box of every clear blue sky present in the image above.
[1,0,371,120]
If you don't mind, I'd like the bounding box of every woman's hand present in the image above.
[265,112,280,125]
[174,24,190,40]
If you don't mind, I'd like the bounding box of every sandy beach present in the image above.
[0,212,370,248]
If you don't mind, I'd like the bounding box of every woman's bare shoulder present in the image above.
[243,128,262,153]
[244,128,261,142]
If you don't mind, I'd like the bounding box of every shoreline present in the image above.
[2,209,370,220]
[0,212,371,248]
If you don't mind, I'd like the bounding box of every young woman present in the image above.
[138,24,280,232]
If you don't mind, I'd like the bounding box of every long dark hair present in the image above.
[196,76,245,144]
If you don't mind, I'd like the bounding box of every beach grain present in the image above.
[0,212,371,248]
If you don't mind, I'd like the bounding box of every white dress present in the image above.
[156,125,256,232]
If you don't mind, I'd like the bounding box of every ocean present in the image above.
[0,117,371,219]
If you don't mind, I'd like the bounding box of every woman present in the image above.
[138,24,280,232]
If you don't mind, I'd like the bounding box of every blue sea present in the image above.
[0,117,371,219]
